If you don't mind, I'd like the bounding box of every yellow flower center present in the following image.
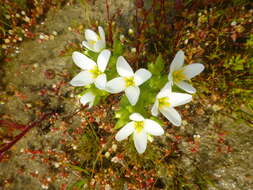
[88,36,100,45]
[134,121,144,133]
[158,97,170,108]
[89,66,102,78]
[172,69,186,83]
[88,40,97,45]
[124,77,135,87]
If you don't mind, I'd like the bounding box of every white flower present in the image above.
[106,56,152,105]
[168,50,204,93]
[80,91,96,108]
[82,26,106,53]
[115,113,164,154]
[151,82,192,126]
[70,49,111,90]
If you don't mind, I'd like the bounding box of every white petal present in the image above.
[94,73,107,90]
[151,100,159,116]
[125,86,140,106]
[85,29,99,41]
[70,71,94,86]
[97,49,111,72]
[160,107,181,126]
[170,50,185,72]
[106,77,126,93]
[115,121,135,141]
[133,130,147,154]
[94,40,105,52]
[72,51,96,70]
[129,113,144,121]
[169,92,192,107]
[116,56,134,77]
[168,71,173,82]
[98,26,106,43]
[134,69,152,86]
[82,41,94,52]
[176,81,196,94]
[157,82,172,98]
[144,119,164,136]
[80,92,95,108]
[183,63,204,79]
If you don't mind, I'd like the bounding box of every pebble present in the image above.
[182,120,188,126]
[52,31,58,36]
[105,152,110,158]
[54,162,60,168]
[212,104,223,112]
[41,184,48,189]
[105,184,111,190]
[39,34,45,40]
[4,39,10,44]
[2,45,7,49]
[24,16,30,22]
[120,34,125,42]
[131,47,136,53]
[231,21,237,26]
[112,144,117,151]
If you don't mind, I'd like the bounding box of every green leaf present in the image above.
[106,55,118,79]
[148,54,165,75]
[67,179,87,190]
[114,118,129,129]
[83,49,98,61]
[113,39,124,56]
[93,95,101,106]
[115,108,130,119]
[148,75,167,90]
[148,62,157,74]
[66,164,90,175]
[120,95,130,107]
[155,54,165,72]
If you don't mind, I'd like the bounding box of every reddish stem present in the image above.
[0,120,26,130]
[105,0,113,46]
[0,112,55,161]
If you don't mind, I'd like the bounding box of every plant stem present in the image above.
[0,112,56,161]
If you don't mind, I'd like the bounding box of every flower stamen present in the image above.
[89,66,102,78]
[124,77,135,87]
[134,121,144,133]
[172,69,186,83]
[158,97,170,108]
[88,40,97,45]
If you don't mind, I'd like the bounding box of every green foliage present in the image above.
[246,34,253,49]
[67,179,87,190]
[113,39,124,56]
[148,54,165,75]
[224,55,245,71]
[66,164,90,175]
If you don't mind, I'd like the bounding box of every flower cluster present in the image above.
[69,26,204,154]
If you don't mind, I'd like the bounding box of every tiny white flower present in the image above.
[82,26,106,53]
[115,113,164,154]
[80,91,96,108]
[168,50,204,94]
[128,28,134,35]
[151,82,192,126]
[70,49,111,90]
[106,56,152,105]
